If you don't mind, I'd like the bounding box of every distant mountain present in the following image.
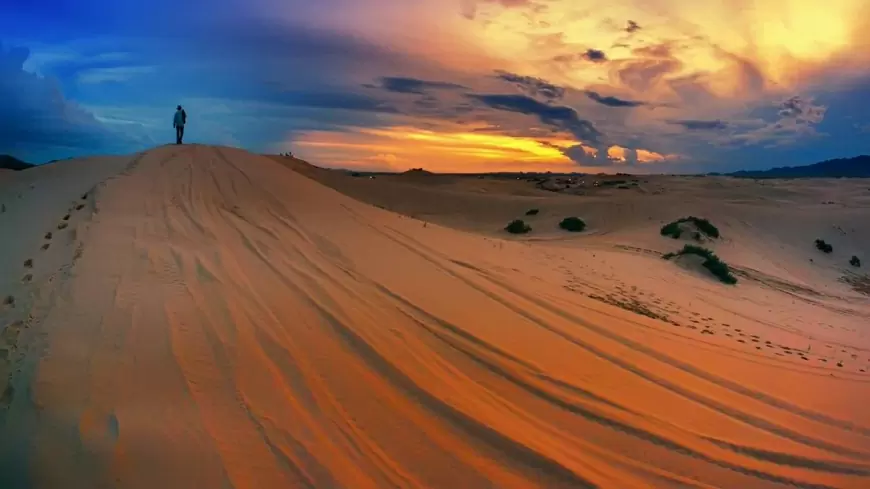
[0,155,34,171]
[730,155,870,178]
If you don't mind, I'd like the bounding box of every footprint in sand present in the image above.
[75,204,85,211]
[45,232,52,240]
[23,259,33,268]
[41,244,50,251]
[62,214,70,221]
[57,222,68,230]
[78,411,121,450]
[22,274,32,284]
[2,296,14,308]
[1,383,15,406]
[2,322,22,345]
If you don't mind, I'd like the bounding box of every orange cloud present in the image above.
[465,0,870,94]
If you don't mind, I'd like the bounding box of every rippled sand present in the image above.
[1,146,868,488]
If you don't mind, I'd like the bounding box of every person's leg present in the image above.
[179,126,185,144]
[176,126,182,144]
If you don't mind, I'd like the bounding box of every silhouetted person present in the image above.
[173,105,187,144]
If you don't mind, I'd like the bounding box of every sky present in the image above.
[2,0,870,173]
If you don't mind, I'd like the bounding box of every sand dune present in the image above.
[1,145,869,488]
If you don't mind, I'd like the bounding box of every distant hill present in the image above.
[730,155,870,178]
[0,155,34,171]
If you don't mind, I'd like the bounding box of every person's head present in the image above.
[177,105,182,110]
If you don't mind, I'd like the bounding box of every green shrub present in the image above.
[505,219,532,234]
[661,221,682,239]
[599,180,628,187]
[660,216,720,240]
[851,255,862,267]
[662,244,737,285]
[559,217,586,232]
[692,218,720,238]
[525,208,540,216]
[815,239,833,253]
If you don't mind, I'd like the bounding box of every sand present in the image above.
[1,145,869,489]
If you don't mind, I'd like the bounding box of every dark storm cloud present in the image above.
[276,90,399,113]
[585,91,645,108]
[669,119,729,131]
[583,49,608,63]
[375,76,467,94]
[778,96,826,123]
[0,42,139,160]
[467,93,601,143]
[494,70,565,101]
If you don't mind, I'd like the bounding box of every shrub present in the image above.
[525,208,540,216]
[851,256,862,267]
[559,217,586,232]
[660,216,720,240]
[599,180,628,187]
[661,221,683,239]
[662,244,738,285]
[815,239,833,253]
[505,219,532,234]
[691,218,720,238]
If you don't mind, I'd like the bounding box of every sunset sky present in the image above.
[3,0,870,172]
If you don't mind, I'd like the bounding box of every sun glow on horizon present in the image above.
[290,126,675,172]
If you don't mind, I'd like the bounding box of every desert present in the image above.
[0,145,868,488]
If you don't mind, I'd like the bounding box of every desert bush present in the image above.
[660,216,720,240]
[559,217,586,232]
[815,239,833,253]
[505,219,532,234]
[662,244,738,285]
[660,221,683,239]
[525,208,540,216]
[851,255,862,267]
[599,180,628,187]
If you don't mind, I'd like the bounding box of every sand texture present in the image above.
[1,145,869,488]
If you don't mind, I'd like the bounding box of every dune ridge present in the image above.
[0,145,868,488]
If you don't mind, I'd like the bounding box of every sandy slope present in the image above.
[1,146,869,489]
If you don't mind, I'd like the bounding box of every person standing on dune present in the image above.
[173,105,187,144]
